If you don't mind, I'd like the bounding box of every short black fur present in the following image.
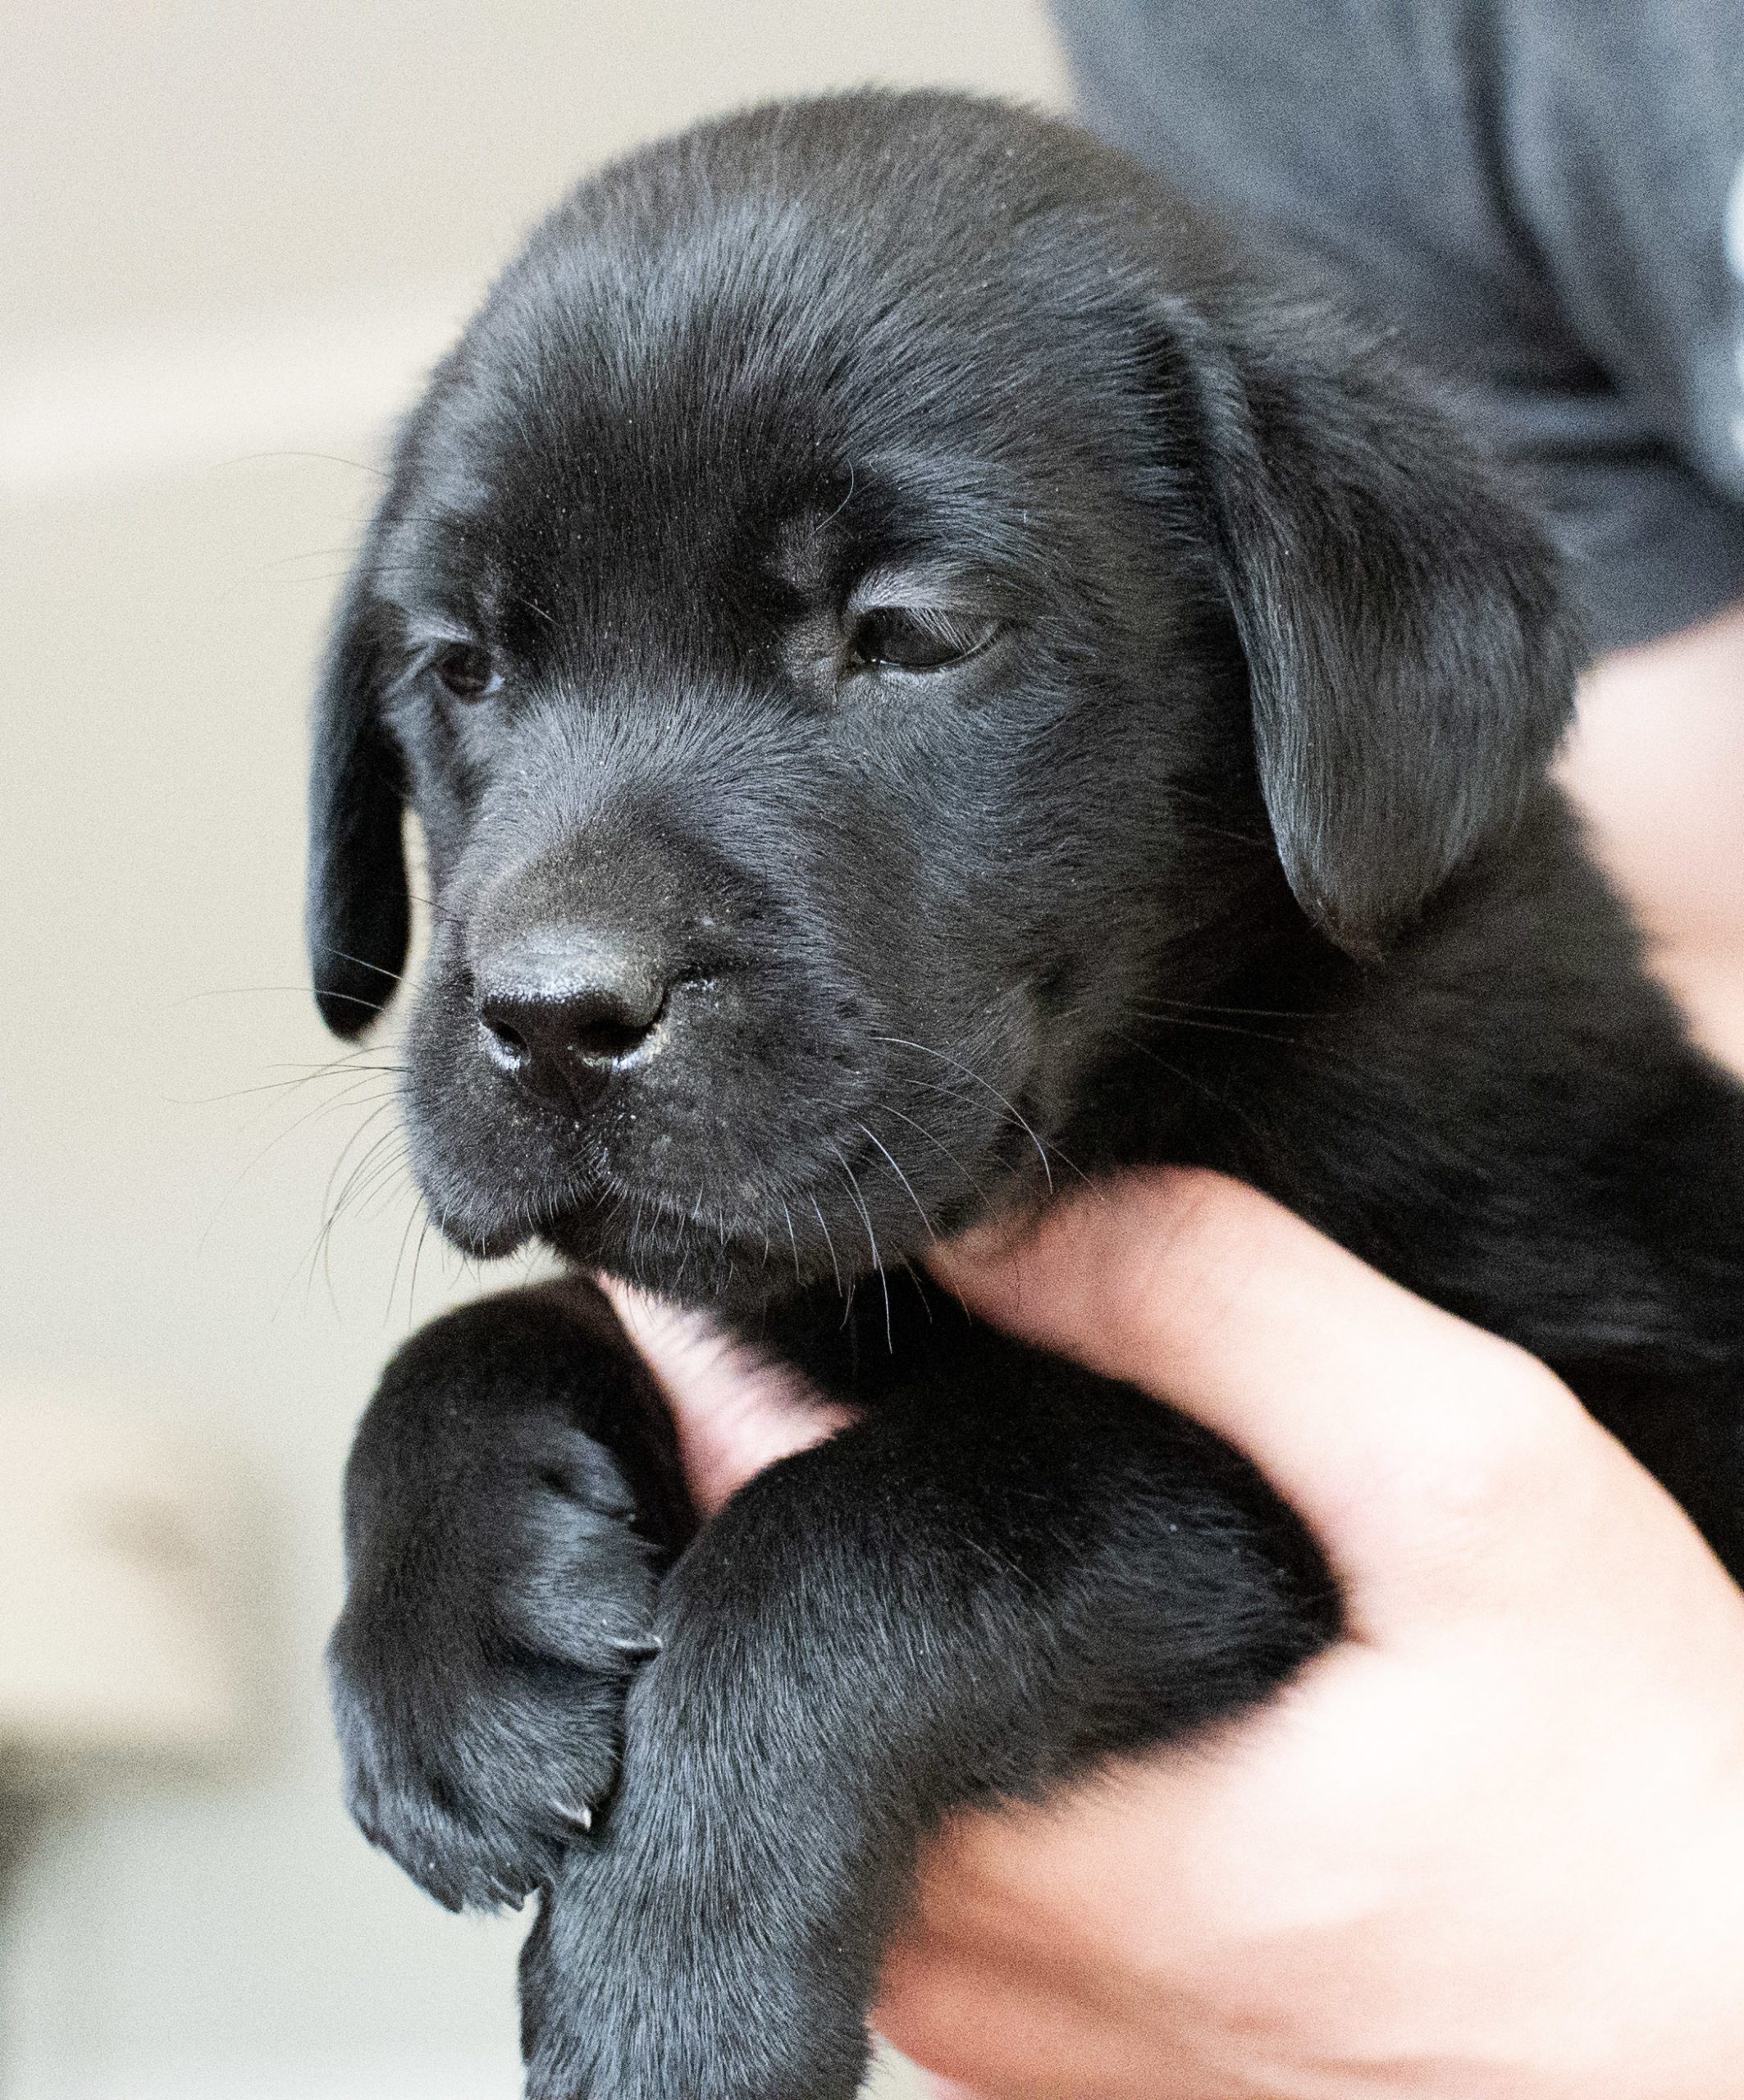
[312,92,1744,2099]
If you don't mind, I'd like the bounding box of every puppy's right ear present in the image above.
[308,567,409,1038]
[1151,290,1580,960]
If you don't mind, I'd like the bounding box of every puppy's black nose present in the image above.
[476,934,670,1103]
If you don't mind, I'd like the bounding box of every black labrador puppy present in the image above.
[312,91,1744,2100]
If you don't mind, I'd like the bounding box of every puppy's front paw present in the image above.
[328,1289,687,1914]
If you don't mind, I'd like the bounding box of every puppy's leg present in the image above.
[329,1279,695,1913]
[522,1346,1335,2100]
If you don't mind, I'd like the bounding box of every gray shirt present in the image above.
[1054,0,1744,651]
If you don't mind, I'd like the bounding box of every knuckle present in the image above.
[1408,1348,1582,1536]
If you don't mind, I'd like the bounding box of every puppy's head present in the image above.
[308,92,1577,1303]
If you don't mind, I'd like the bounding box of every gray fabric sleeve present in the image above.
[1053,0,1744,651]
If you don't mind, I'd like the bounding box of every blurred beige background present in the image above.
[0,7,1066,2096]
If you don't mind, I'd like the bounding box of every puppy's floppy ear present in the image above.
[308,561,409,1038]
[1161,294,1582,958]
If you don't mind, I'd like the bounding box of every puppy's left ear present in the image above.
[1163,295,1582,958]
[307,564,409,1038]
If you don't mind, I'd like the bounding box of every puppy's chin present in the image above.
[549,1154,1044,1307]
[413,1182,757,1300]
[420,1148,1034,1309]
[541,1205,790,1310]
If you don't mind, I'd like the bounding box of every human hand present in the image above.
[1565,598,1744,1071]
[612,1171,1744,2099]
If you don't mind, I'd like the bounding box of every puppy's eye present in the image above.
[430,642,500,701]
[847,607,997,673]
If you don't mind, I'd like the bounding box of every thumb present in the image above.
[929,1169,1601,1637]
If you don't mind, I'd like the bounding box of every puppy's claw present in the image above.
[606,1632,663,1663]
[554,1801,594,1833]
